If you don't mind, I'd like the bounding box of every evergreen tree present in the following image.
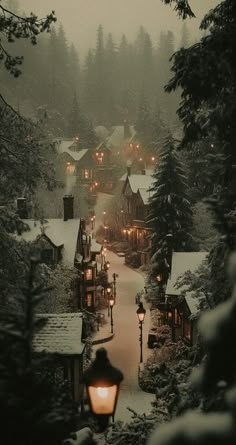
[67,94,98,148]
[135,91,152,147]
[0,259,75,445]
[147,135,193,281]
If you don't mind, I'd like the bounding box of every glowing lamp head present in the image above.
[107,286,112,295]
[139,157,143,161]
[75,136,80,141]
[83,348,123,420]
[108,295,115,307]
[168,311,172,319]
[151,157,155,161]
[136,302,146,323]
[156,274,162,282]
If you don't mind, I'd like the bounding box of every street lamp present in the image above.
[136,302,146,363]
[108,294,115,334]
[83,348,123,431]
[106,285,112,316]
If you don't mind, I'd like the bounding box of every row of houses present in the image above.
[120,168,208,347]
[17,194,102,312]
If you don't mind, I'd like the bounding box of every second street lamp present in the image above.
[83,348,123,431]
[106,285,112,316]
[108,294,115,334]
[136,302,146,363]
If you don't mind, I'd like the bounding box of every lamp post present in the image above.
[83,348,123,431]
[106,285,112,316]
[112,272,118,300]
[108,294,115,334]
[136,302,146,363]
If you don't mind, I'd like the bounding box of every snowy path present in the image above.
[93,192,154,423]
[93,250,154,423]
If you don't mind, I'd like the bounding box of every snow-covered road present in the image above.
[93,193,154,423]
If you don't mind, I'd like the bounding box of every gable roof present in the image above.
[166,252,208,296]
[19,219,80,266]
[33,313,85,356]
[138,187,154,205]
[106,125,136,149]
[56,140,89,162]
[185,291,201,315]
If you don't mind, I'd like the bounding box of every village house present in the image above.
[56,139,95,185]
[121,170,154,265]
[33,313,86,406]
[162,252,208,345]
[17,195,98,312]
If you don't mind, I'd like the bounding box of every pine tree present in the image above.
[147,134,193,281]
[0,259,75,445]
[135,91,152,147]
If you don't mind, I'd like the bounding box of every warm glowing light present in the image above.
[95,182,98,186]
[88,385,117,415]
[210,144,214,148]
[96,152,99,156]
[103,211,106,215]
[139,157,143,161]
[156,274,162,282]
[129,143,133,148]
[97,387,108,398]
[151,157,155,161]
[168,311,172,319]
[136,144,140,148]
[75,136,80,141]
[117,151,120,155]
[123,229,127,233]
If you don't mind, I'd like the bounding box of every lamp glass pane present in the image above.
[88,385,117,415]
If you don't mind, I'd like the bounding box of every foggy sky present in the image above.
[17,0,218,58]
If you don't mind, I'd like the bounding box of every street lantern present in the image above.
[108,294,115,333]
[136,302,146,323]
[83,348,123,430]
[136,302,146,363]
[108,294,115,307]
[106,286,112,295]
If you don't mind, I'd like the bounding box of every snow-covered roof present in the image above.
[138,187,154,205]
[128,174,154,194]
[56,140,88,161]
[95,125,109,141]
[185,291,200,315]
[106,125,136,149]
[33,313,86,356]
[19,219,80,266]
[91,239,102,254]
[166,252,208,296]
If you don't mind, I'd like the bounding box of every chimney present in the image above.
[126,160,132,176]
[63,194,74,221]
[124,119,131,139]
[17,197,28,219]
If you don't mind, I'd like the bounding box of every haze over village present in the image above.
[0,1,236,445]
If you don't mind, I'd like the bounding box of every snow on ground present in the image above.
[93,250,154,423]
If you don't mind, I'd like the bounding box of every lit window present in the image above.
[184,319,191,340]
[87,293,92,307]
[66,163,75,174]
[96,153,99,156]
[83,169,91,179]
[86,269,93,281]
[98,157,103,164]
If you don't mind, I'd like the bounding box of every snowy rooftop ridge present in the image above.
[33,313,85,356]
[19,219,80,266]
[166,252,208,296]
[128,174,155,194]
[106,125,136,149]
[56,139,88,161]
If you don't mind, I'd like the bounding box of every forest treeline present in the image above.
[0,9,193,134]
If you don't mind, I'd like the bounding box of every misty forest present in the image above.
[0,0,236,444]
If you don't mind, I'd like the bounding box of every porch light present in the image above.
[83,348,123,430]
[136,302,146,323]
